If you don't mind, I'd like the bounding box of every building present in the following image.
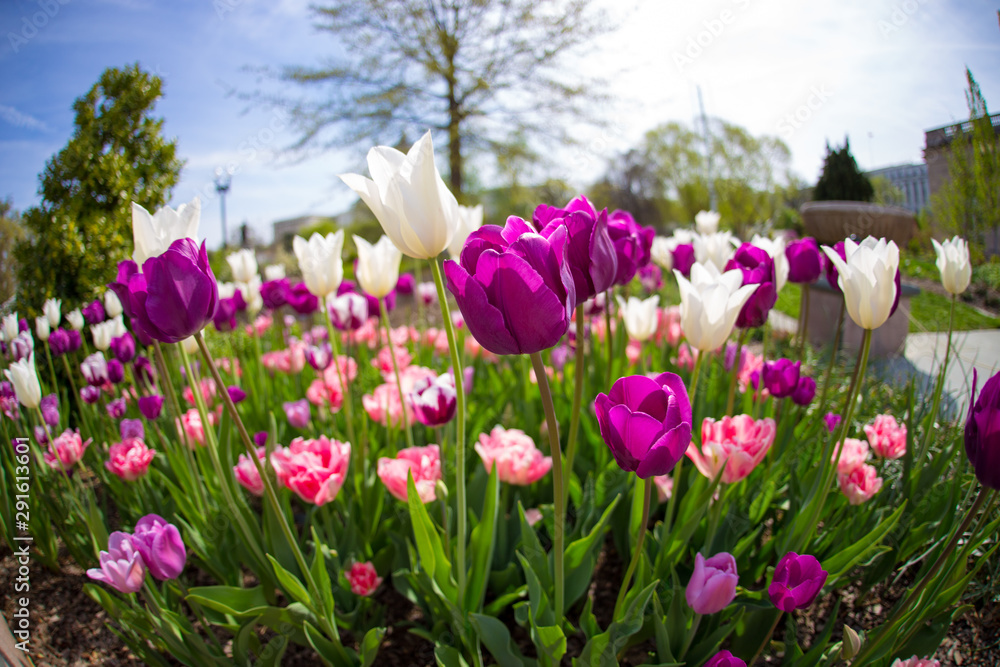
[866,163,930,213]
[924,113,1000,197]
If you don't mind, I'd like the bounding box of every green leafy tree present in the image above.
[0,199,24,306]
[812,138,874,202]
[15,64,182,315]
[254,0,611,197]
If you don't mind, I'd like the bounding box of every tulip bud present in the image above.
[43,298,62,328]
[131,514,187,580]
[842,625,862,659]
[686,552,739,614]
[768,552,828,611]
[931,236,971,295]
[3,354,42,409]
[965,369,1000,490]
[86,532,146,593]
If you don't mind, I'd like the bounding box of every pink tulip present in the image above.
[687,415,776,484]
[475,426,553,486]
[656,306,683,346]
[322,356,359,387]
[838,463,883,505]
[686,552,739,615]
[234,446,267,496]
[270,436,351,506]
[306,379,344,412]
[890,658,940,667]
[86,531,146,593]
[653,475,674,502]
[424,328,451,355]
[179,408,215,448]
[409,373,457,427]
[864,414,907,460]
[464,335,498,362]
[43,429,92,470]
[524,508,543,527]
[372,345,412,377]
[345,561,382,596]
[362,383,409,427]
[377,445,442,503]
[182,377,218,407]
[831,438,869,475]
[625,340,642,366]
[105,438,156,481]
[245,314,272,337]
[676,343,699,372]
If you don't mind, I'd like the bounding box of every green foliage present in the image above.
[812,138,874,202]
[0,198,24,305]
[14,64,182,315]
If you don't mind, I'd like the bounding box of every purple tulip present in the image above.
[396,273,416,294]
[725,243,777,329]
[133,356,156,389]
[82,299,106,325]
[121,418,145,441]
[594,372,693,478]
[686,552,739,615]
[109,239,219,344]
[444,215,575,356]
[762,359,801,399]
[253,431,269,448]
[131,319,154,347]
[328,292,369,331]
[48,328,71,356]
[639,264,663,292]
[213,297,238,332]
[607,209,654,286]
[34,425,48,446]
[1,382,19,421]
[672,243,696,277]
[227,385,247,404]
[67,329,83,352]
[786,237,822,284]
[80,385,102,404]
[704,650,747,667]
[107,398,127,420]
[531,196,617,303]
[823,241,846,294]
[338,279,395,320]
[286,282,319,315]
[107,359,125,384]
[139,395,164,420]
[40,394,60,428]
[965,369,1000,490]
[409,373,458,427]
[261,277,290,310]
[86,531,146,593]
[231,288,247,312]
[768,552,828,612]
[17,318,27,333]
[110,332,136,364]
[305,343,332,371]
[81,353,108,386]
[824,412,842,432]
[791,376,816,406]
[283,399,311,429]
[131,514,186,581]
[9,332,33,362]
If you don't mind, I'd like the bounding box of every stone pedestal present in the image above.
[805,278,919,358]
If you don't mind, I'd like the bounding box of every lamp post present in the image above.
[214,166,234,248]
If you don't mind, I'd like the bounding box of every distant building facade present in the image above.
[924,113,1000,197]
[866,163,929,213]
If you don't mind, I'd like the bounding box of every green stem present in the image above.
[915,293,955,469]
[42,343,58,394]
[613,477,652,620]
[815,301,845,417]
[563,306,586,502]
[749,611,783,665]
[429,258,467,603]
[725,328,748,416]
[379,298,415,450]
[530,351,565,621]
[605,290,614,389]
[323,302,357,452]
[797,284,811,363]
[702,485,726,555]
[678,613,702,661]
[665,349,706,536]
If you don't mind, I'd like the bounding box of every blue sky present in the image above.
[1,0,998,248]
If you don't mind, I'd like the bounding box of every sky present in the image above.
[1,0,998,249]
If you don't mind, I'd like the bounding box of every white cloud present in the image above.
[0,104,48,131]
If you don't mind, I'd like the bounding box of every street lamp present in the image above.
[214,166,234,248]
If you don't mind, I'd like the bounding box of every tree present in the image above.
[15,64,182,315]
[812,138,874,202]
[0,199,24,306]
[257,0,611,197]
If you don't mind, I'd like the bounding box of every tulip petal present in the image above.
[443,259,519,355]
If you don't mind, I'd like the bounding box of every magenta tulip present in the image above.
[965,369,1000,490]
[131,514,186,581]
[686,552,739,614]
[86,532,146,593]
[768,552,827,612]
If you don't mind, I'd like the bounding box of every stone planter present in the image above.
[801,201,917,247]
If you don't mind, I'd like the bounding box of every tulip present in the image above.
[838,463,883,504]
[965,369,1000,490]
[86,532,146,594]
[283,399,311,429]
[328,292,369,331]
[43,298,61,328]
[286,281,319,314]
[768,552,827,612]
[824,412,842,433]
[179,408,213,447]
[638,264,662,292]
[110,238,219,344]
[409,372,458,427]
[81,353,108,386]
[475,426,553,485]
[121,418,144,440]
[448,203,485,259]
[234,446,267,496]
[106,438,156,481]
[34,425,48,446]
[686,552,739,614]
[110,332,136,364]
[139,395,164,420]
[751,234,789,293]
[0,313,17,342]
[346,561,383,597]
[131,197,201,267]
[80,386,102,404]
[831,437,869,474]
[107,359,125,384]
[694,231,738,272]
[260,277,290,309]
[890,657,941,667]
[227,248,259,284]
[212,296,238,332]
[532,196,617,302]
[90,320,115,352]
[66,308,84,331]
[354,235,403,299]
[43,429,91,470]
[67,329,83,352]
[416,281,438,306]
[650,236,673,271]
[786,237,822,284]
[264,264,285,281]
[8,331,33,362]
[790,376,816,406]
[607,209,654,286]
[3,354,41,409]
[271,436,351,506]
[931,236,971,295]
[131,514,186,581]
[40,394,59,427]
[617,295,660,343]
[82,299,106,325]
[48,328,70,356]
[674,263,756,352]
[305,343,332,371]
[594,372,693,478]
[35,317,50,342]
[695,210,721,235]
[864,414,907,460]
[688,415,776,484]
[726,243,777,329]
[822,237,899,330]
[762,359,800,398]
[672,243,696,277]
[107,398,127,419]
[445,216,575,355]
[104,290,123,318]
[293,231,345,298]
[340,131,461,259]
[378,444,442,503]
[227,385,247,404]
[704,650,747,667]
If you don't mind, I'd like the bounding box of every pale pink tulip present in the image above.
[831,438,869,475]
[524,508,543,527]
[475,426,553,486]
[105,438,156,481]
[182,377,218,407]
[363,383,408,427]
[234,446,267,496]
[890,657,940,667]
[306,379,344,412]
[625,340,642,366]
[677,343,699,372]
[377,445,442,503]
[43,429,92,470]
[270,436,351,506]
[322,356,359,387]
[838,463,883,505]
[372,345,412,376]
[687,415,776,484]
[178,408,216,448]
[464,335,498,362]
[864,414,907,460]
[656,306,683,346]
[653,475,674,502]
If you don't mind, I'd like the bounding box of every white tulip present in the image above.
[751,234,789,293]
[1,313,17,342]
[227,248,259,284]
[694,231,739,272]
[238,276,263,315]
[35,317,50,342]
[340,131,461,259]
[651,237,674,271]
[104,290,123,318]
[264,264,286,281]
[43,298,61,328]
[66,308,85,331]
[217,281,237,300]
[4,354,41,409]
[293,231,345,298]
[91,320,115,352]
[822,237,899,330]
[131,197,201,267]
[110,315,127,338]
[931,236,971,295]
[354,235,402,299]
[181,336,199,355]
[448,204,484,258]
[616,295,660,342]
[695,210,721,235]
[674,262,756,352]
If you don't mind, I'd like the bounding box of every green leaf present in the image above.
[466,464,500,612]
[517,502,552,591]
[360,627,386,667]
[267,554,312,609]
[185,585,270,617]
[823,503,906,583]
[310,526,335,624]
[470,614,531,667]
[407,473,457,600]
[302,621,339,667]
[434,644,469,667]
